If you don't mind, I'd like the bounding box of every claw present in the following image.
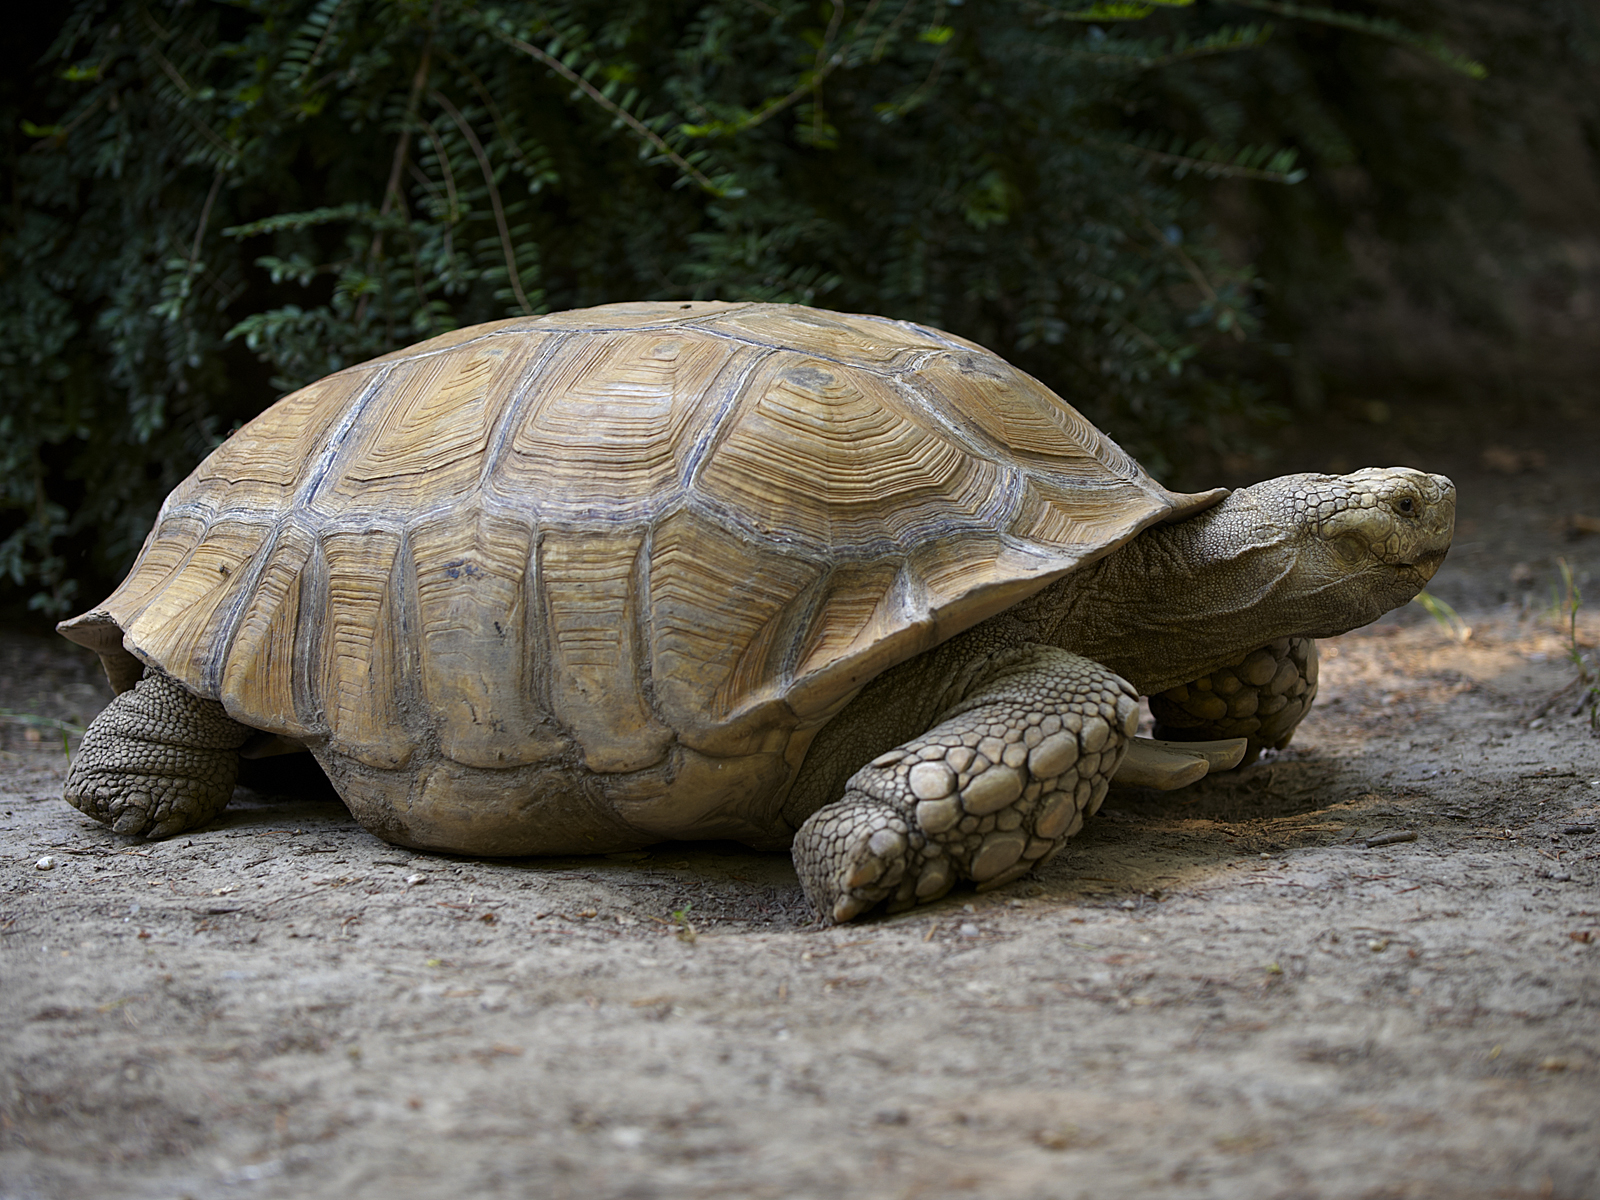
[1112,738,1212,789]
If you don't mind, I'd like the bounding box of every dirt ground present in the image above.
[3,435,1599,1200]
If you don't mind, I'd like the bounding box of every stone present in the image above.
[1028,731,1079,778]
[962,765,1024,815]
[915,798,961,834]
[909,761,957,800]
[969,830,1028,881]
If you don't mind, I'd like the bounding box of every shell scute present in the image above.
[645,508,825,749]
[411,510,564,769]
[501,328,739,520]
[319,337,539,514]
[120,518,273,687]
[219,521,315,737]
[190,371,364,507]
[538,527,674,774]
[694,352,989,548]
[316,528,412,769]
[697,305,951,369]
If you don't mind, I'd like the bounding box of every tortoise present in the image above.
[57,301,1455,923]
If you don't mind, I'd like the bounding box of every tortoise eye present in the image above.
[1397,496,1415,514]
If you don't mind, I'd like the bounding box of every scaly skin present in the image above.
[1149,636,1319,764]
[792,647,1138,922]
[64,671,250,838]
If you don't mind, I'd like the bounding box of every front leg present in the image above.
[1147,636,1318,765]
[793,646,1138,923]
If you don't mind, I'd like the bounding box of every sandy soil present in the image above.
[2,448,1598,1200]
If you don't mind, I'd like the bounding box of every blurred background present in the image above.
[1,0,1596,621]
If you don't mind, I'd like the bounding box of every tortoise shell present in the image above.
[60,302,1222,853]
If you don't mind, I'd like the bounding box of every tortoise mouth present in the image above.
[1397,547,1449,584]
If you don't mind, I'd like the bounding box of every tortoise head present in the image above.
[1239,466,1456,637]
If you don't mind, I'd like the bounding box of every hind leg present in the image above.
[64,672,251,838]
[792,647,1139,924]
[1148,636,1318,766]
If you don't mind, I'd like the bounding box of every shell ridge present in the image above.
[196,516,290,696]
[477,330,570,496]
[295,364,396,510]
[679,346,778,495]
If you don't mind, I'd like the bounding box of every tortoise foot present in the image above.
[794,646,1138,923]
[64,672,250,838]
[1149,637,1319,764]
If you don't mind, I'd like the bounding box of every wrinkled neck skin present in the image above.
[1003,468,1456,695]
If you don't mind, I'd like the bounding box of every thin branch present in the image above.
[28,92,105,153]
[1222,0,1486,78]
[430,89,534,315]
[490,29,722,194]
[1135,213,1214,303]
[295,0,349,89]
[1101,137,1305,183]
[736,0,848,133]
[357,36,433,326]
[438,47,544,180]
[189,167,225,266]
[872,0,922,62]
[420,123,460,222]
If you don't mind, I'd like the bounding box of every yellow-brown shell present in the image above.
[60,302,1222,851]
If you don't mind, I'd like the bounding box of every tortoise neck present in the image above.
[1025,489,1305,694]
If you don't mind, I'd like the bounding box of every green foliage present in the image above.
[0,0,1486,614]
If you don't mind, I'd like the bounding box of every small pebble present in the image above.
[35,856,56,871]
[1561,824,1596,835]
[958,923,981,938]
[405,873,428,886]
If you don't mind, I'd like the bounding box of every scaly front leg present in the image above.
[792,646,1139,923]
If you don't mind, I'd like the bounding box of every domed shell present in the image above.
[61,302,1222,848]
